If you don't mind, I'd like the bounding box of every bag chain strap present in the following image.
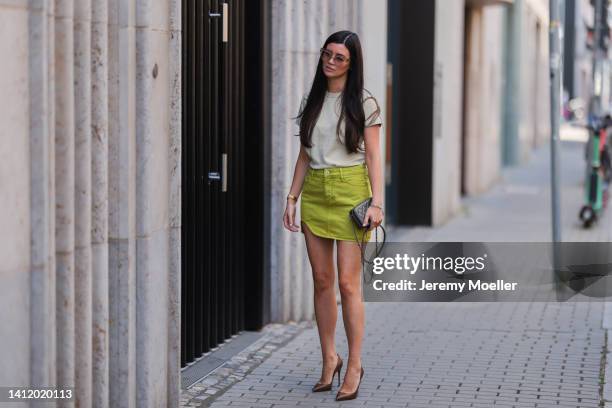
[351,221,386,284]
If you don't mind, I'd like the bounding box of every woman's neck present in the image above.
[327,76,347,93]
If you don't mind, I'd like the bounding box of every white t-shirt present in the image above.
[295,90,383,169]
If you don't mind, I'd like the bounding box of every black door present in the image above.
[386,0,435,225]
[181,0,267,367]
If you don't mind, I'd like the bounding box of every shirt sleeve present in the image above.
[363,94,382,128]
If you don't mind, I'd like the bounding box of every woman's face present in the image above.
[321,43,351,79]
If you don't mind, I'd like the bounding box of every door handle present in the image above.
[221,153,227,192]
[208,3,228,43]
[207,153,228,192]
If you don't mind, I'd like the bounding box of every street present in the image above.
[181,129,612,407]
[6,1,612,405]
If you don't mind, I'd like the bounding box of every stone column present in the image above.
[167,0,182,406]
[0,0,31,392]
[54,2,76,403]
[133,0,173,405]
[91,0,110,406]
[74,0,93,405]
[108,0,137,405]
[431,0,465,225]
[27,0,55,399]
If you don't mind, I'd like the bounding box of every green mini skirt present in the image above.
[300,163,372,242]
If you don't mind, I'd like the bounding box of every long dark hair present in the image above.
[296,30,370,154]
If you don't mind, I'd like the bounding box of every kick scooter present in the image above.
[579,115,612,227]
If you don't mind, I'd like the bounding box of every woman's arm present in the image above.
[363,124,384,228]
[290,144,311,198]
[283,144,311,232]
[364,125,383,206]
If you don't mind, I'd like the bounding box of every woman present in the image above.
[282,30,384,402]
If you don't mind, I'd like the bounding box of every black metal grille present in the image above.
[181,0,246,367]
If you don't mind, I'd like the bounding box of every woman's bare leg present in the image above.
[301,221,338,384]
[336,240,365,393]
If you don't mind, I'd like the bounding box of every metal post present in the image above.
[593,0,604,115]
[549,0,563,243]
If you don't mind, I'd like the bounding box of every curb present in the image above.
[180,320,313,407]
[602,303,612,406]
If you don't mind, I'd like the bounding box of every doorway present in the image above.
[181,0,269,367]
[386,0,436,225]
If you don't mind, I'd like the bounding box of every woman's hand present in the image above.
[363,206,384,231]
[283,200,300,232]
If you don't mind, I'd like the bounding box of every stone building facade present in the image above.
[432,0,551,225]
[1,0,181,406]
[0,0,388,405]
[0,0,554,405]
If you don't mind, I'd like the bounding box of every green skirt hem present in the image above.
[301,219,371,242]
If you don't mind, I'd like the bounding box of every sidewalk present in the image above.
[389,128,612,242]
[182,134,611,407]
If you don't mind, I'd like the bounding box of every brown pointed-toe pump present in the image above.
[312,353,343,392]
[335,366,364,401]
